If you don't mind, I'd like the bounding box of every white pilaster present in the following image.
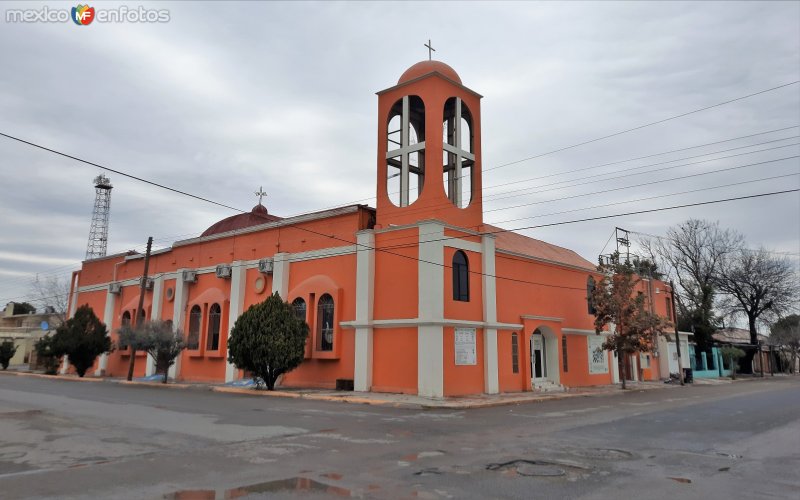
[95,287,117,376]
[168,270,191,380]
[225,262,247,383]
[418,222,444,398]
[354,231,375,392]
[62,273,80,375]
[481,234,499,394]
[145,275,165,377]
[271,252,290,299]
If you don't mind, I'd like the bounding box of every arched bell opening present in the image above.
[386,95,426,207]
[442,97,474,209]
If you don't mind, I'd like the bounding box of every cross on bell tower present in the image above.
[424,39,435,60]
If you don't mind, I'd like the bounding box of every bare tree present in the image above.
[714,248,799,373]
[28,275,71,325]
[769,314,800,373]
[640,220,742,350]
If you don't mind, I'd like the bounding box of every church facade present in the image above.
[67,60,674,397]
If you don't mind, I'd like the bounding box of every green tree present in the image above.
[592,254,669,389]
[719,346,745,380]
[52,304,112,377]
[0,341,18,370]
[12,302,36,315]
[770,314,800,373]
[227,292,308,390]
[33,336,60,375]
[118,321,185,383]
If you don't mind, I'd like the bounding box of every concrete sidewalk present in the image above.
[1,368,691,409]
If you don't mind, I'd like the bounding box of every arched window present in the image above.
[187,305,201,350]
[453,251,469,301]
[292,297,307,322]
[120,311,131,350]
[164,319,174,331]
[206,303,221,351]
[587,276,597,315]
[317,294,334,351]
[511,333,519,374]
[387,95,426,207]
[443,97,474,208]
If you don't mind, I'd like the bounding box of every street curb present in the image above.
[0,370,105,382]
[6,369,780,409]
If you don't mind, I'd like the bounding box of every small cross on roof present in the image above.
[254,186,267,205]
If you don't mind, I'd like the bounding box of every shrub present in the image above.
[52,305,111,377]
[0,341,18,370]
[227,293,308,390]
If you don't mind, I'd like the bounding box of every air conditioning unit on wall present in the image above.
[182,270,197,283]
[215,264,232,279]
[143,277,154,290]
[258,258,274,274]
[108,282,122,294]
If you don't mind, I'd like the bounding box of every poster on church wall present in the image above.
[588,335,609,374]
[455,327,476,365]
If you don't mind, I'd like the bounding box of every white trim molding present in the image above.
[521,315,564,323]
[341,318,523,331]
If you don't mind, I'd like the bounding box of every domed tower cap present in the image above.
[398,60,462,85]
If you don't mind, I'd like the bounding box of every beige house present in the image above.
[0,302,62,367]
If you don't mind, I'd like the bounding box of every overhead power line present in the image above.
[2,185,796,307]
[278,126,800,213]
[0,131,241,212]
[376,142,800,221]
[484,81,800,173]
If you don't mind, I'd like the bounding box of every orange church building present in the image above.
[66,60,674,397]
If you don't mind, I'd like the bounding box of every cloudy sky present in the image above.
[1,1,798,310]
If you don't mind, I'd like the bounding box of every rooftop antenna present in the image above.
[85,174,113,260]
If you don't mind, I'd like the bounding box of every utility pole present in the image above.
[669,280,685,386]
[127,236,153,382]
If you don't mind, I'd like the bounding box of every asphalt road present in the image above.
[0,375,798,499]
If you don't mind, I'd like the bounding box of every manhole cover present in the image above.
[515,463,566,477]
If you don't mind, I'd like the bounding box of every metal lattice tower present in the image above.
[85,174,113,260]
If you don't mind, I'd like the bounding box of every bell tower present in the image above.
[375,60,483,229]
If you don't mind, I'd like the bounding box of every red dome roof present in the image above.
[398,60,462,85]
[201,204,281,237]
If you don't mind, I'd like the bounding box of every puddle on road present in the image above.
[668,477,692,484]
[165,477,351,499]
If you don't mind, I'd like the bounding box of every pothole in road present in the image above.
[486,459,592,479]
[515,463,566,477]
[164,477,352,499]
[568,448,634,460]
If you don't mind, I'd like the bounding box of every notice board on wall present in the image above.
[455,327,477,365]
